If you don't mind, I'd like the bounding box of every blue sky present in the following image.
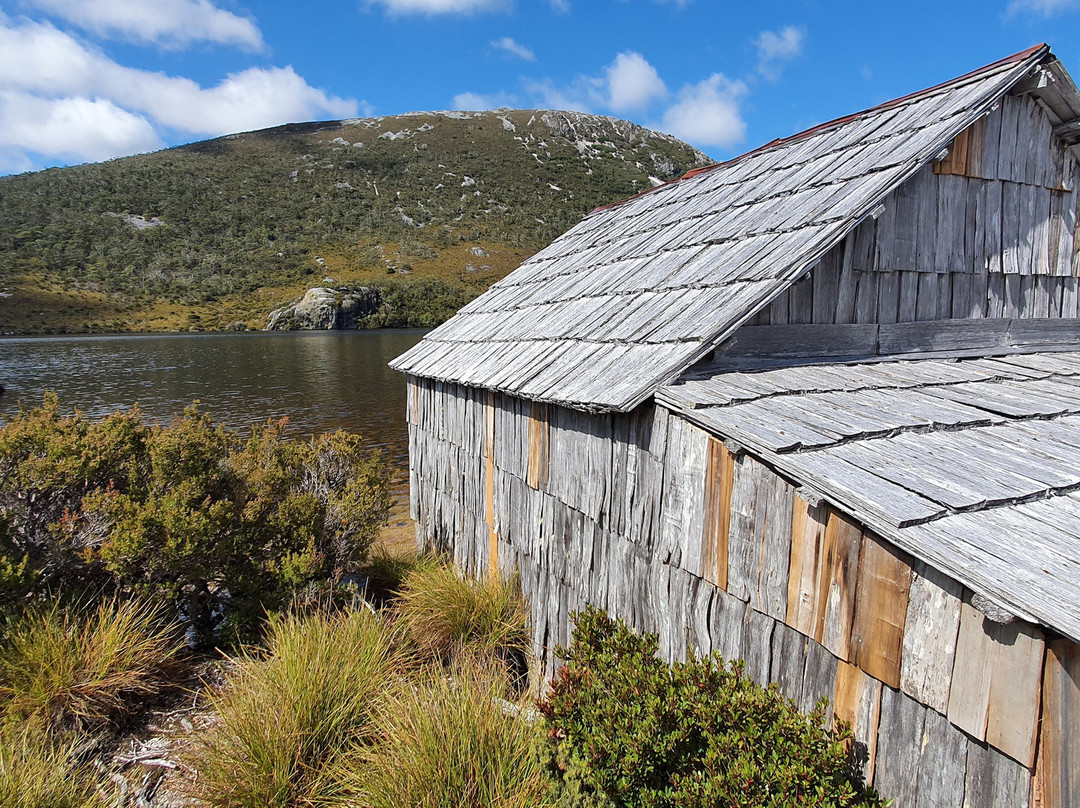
[0,0,1078,175]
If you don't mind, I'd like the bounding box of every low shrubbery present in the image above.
[537,607,884,808]
[0,395,391,642]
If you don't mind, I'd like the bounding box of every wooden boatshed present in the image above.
[391,45,1080,807]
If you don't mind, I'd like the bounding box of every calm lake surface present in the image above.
[0,330,426,472]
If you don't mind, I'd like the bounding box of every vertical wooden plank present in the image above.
[916,272,939,321]
[726,455,759,602]
[900,561,962,715]
[812,247,840,323]
[834,660,883,784]
[894,180,919,270]
[997,96,1020,184]
[1002,181,1022,275]
[898,271,919,322]
[965,116,986,178]
[947,600,993,741]
[1034,187,1052,275]
[770,620,807,703]
[702,437,734,590]
[709,586,747,664]
[756,473,795,621]
[835,232,858,324]
[788,274,814,324]
[915,709,968,808]
[800,640,838,721]
[969,268,989,318]
[1005,274,1024,318]
[985,180,1003,275]
[849,534,912,689]
[853,269,879,323]
[526,401,550,491]
[874,686,926,806]
[915,167,938,273]
[484,391,498,578]
[785,495,829,636]
[814,510,862,661]
[985,621,1045,767]
[981,104,1002,180]
[965,739,1032,808]
[877,271,900,324]
[1035,638,1080,808]
[874,194,897,272]
[740,608,775,687]
[951,272,972,319]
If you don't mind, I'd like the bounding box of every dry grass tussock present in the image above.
[0,598,182,734]
[343,653,550,808]
[394,558,530,665]
[0,725,106,808]
[181,607,402,808]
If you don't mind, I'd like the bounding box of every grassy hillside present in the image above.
[0,110,710,334]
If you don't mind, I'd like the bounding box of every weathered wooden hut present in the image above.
[391,45,1080,807]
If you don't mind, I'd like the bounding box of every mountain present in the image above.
[0,110,710,334]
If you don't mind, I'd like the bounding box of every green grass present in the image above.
[394,558,529,665]
[183,607,402,808]
[0,726,106,808]
[0,598,182,733]
[347,656,551,808]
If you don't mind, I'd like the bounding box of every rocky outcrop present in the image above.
[265,287,381,330]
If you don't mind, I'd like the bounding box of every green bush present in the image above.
[0,397,391,642]
[348,655,551,808]
[0,598,181,734]
[183,608,401,808]
[537,607,884,808]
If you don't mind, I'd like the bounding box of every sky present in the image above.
[1,0,1080,176]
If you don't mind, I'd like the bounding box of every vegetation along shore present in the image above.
[0,397,885,807]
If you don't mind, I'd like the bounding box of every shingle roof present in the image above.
[657,349,1080,643]
[391,45,1053,410]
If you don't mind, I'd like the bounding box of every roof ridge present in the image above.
[592,43,1050,216]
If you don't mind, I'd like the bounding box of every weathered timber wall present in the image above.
[407,374,1080,808]
[754,94,1080,328]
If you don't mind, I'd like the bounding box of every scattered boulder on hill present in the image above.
[266,287,381,330]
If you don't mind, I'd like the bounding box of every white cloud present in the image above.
[452,90,518,109]
[0,18,359,170]
[548,0,570,11]
[366,0,509,14]
[0,90,161,170]
[1006,0,1079,15]
[605,51,666,111]
[523,76,602,113]
[27,0,263,50]
[491,36,535,61]
[755,25,805,81]
[659,73,747,148]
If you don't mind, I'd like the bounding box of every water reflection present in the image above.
[0,330,427,470]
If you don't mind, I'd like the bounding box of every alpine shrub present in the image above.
[537,606,885,808]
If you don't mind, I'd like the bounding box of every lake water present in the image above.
[0,330,427,472]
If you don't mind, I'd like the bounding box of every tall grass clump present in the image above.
[184,607,400,808]
[348,655,551,808]
[0,726,106,808]
[0,598,181,733]
[394,559,529,664]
